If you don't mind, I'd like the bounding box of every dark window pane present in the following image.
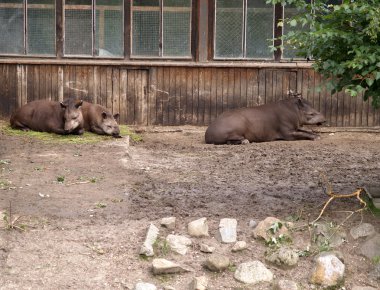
[0,0,24,54]
[65,0,92,55]
[27,0,55,55]
[95,0,123,57]
[163,0,191,57]
[246,0,273,58]
[215,0,243,58]
[132,2,160,56]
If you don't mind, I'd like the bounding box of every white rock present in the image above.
[200,244,215,253]
[135,282,157,290]
[218,218,237,243]
[232,241,247,252]
[310,253,345,286]
[189,276,208,290]
[188,218,209,237]
[152,258,192,275]
[139,224,159,257]
[274,279,299,290]
[166,234,192,255]
[234,260,274,284]
[161,217,176,230]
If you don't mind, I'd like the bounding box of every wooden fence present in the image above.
[0,64,379,127]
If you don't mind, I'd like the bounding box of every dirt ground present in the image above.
[0,121,379,289]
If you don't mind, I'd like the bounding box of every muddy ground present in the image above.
[0,121,379,289]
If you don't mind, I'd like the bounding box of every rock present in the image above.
[135,282,157,290]
[218,218,237,243]
[314,222,347,248]
[188,218,209,237]
[252,217,289,242]
[200,244,215,253]
[140,224,159,257]
[166,234,192,255]
[351,286,378,290]
[249,219,257,229]
[273,279,299,290]
[265,246,299,268]
[161,217,176,230]
[369,264,380,281]
[310,253,345,287]
[232,241,247,252]
[204,254,230,272]
[234,260,274,284]
[360,234,380,260]
[152,258,192,275]
[189,276,208,290]
[350,223,376,240]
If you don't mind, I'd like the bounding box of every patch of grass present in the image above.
[56,176,65,183]
[95,202,107,209]
[153,237,171,257]
[1,123,142,144]
[372,256,380,265]
[0,179,12,190]
[0,159,11,165]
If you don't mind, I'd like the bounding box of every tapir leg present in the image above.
[286,130,319,140]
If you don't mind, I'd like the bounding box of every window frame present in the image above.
[130,0,194,60]
[213,0,275,61]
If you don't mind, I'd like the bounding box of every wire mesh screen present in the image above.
[0,1,24,54]
[283,5,305,59]
[95,0,123,57]
[215,0,243,58]
[64,0,92,55]
[27,0,55,55]
[246,0,273,59]
[163,0,191,57]
[132,2,160,56]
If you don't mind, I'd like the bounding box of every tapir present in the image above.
[205,96,326,144]
[80,101,120,137]
[10,99,84,135]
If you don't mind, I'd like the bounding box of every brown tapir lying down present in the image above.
[205,96,326,144]
[81,101,120,137]
[10,99,84,135]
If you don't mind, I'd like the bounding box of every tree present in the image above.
[268,0,380,108]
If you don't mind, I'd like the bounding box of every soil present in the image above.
[0,121,379,289]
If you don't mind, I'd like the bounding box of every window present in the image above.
[64,0,124,57]
[214,0,273,59]
[131,0,192,58]
[0,0,55,55]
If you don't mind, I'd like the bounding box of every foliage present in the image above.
[267,0,380,108]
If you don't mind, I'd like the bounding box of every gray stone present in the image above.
[369,264,380,281]
[351,286,378,290]
[204,254,230,272]
[189,276,208,290]
[234,260,274,284]
[314,223,347,248]
[166,234,192,255]
[140,224,159,257]
[200,243,215,253]
[135,282,157,290]
[310,253,345,287]
[161,217,176,230]
[273,279,299,290]
[152,258,192,275]
[232,241,247,252]
[218,218,237,243]
[188,218,209,237]
[252,217,289,242]
[350,223,376,240]
[249,219,257,229]
[265,246,299,267]
[360,234,380,260]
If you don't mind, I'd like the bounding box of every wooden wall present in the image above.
[0,64,379,127]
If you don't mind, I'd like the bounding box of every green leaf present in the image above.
[290,19,298,27]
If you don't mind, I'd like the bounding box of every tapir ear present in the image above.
[113,113,120,120]
[297,97,304,108]
[102,111,107,119]
[60,102,67,109]
[75,100,83,108]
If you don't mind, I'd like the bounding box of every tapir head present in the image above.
[60,98,84,133]
[100,111,120,137]
[296,97,326,125]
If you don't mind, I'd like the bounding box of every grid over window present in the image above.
[214,0,273,59]
[64,0,123,57]
[0,0,55,55]
[132,0,191,58]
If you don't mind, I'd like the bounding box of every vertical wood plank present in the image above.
[163,67,170,125]
[106,67,113,109]
[179,68,187,125]
[156,67,164,125]
[99,66,107,106]
[192,67,199,125]
[204,68,212,125]
[148,67,157,125]
[93,66,100,105]
[222,69,228,111]
[258,69,266,105]
[216,68,224,116]
[210,67,217,122]
[58,66,64,102]
[87,66,94,103]
[198,68,205,125]
[233,68,241,109]
[247,69,258,107]
[112,68,120,116]
[22,65,27,105]
[174,67,181,125]
[119,69,128,124]
[17,65,22,108]
[240,68,247,108]
[126,69,136,124]
[185,67,193,124]
[265,70,273,104]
